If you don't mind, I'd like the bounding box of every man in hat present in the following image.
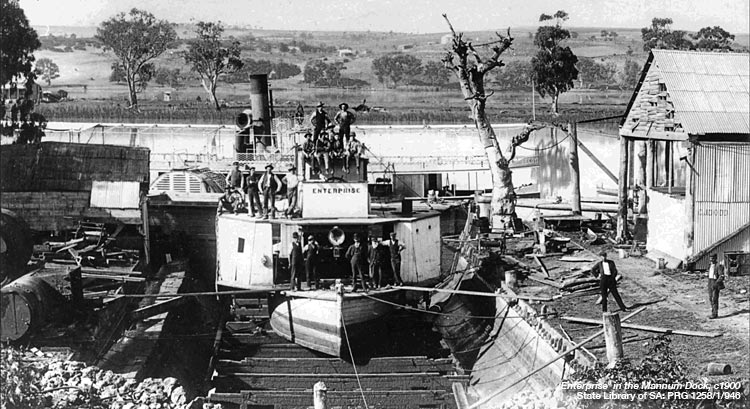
[258,164,283,219]
[344,132,364,174]
[591,250,628,313]
[301,132,316,168]
[289,232,303,291]
[282,166,300,218]
[334,102,356,145]
[216,185,246,215]
[309,102,331,144]
[386,232,405,286]
[225,161,244,193]
[369,237,389,289]
[346,234,370,292]
[315,132,332,174]
[304,234,321,290]
[706,254,725,319]
[244,165,261,217]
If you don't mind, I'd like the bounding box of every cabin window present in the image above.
[237,237,245,253]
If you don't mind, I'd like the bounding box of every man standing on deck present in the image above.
[226,161,244,194]
[386,232,405,286]
[304,235,321,290]
[369,237,384,289]
[334,102,356,145]
[591,250,628,313]
[244,166,261,217]
[283,166,300,218]
[258,164,283,219]
[289,232,303,291]
[707,254,725,319]
[309,102,330,143]
[346,234,370,292]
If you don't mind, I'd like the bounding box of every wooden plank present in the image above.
[216,356,455,374]
[532,255,551,277]
[559,316,723,338]
[525,274,564,289]
[213,372,465,391]
[129,296,186,321]
[575,138,619,184]
[208,390,454,408]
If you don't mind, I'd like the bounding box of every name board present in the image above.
[510,155,539,169]
[301,182,369,218]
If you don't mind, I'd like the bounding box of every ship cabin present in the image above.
[216,156,443,291]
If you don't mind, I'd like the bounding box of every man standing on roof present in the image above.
[591,250,628,313]
[283,165,300,218]
[386,232,405,286]
[344,132,364,174]
[289,232,303,291]
[244,165,261,217]
[346,234,370,292]
[226,161,244,192]
[309,102,331,143]
[334,102,356,145]
[258,164,283,219]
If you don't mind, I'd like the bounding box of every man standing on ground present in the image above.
[304,235,321,290]
[334,102,356,145]
[289,232,303,291]
[387,232,405,286]
[244,166,261,217]
[309,102,330,143]
[346,234,370,292]
[707,254,725,319]
[258,164,282,219]
[591,250,628,313]
[283,166,299,218]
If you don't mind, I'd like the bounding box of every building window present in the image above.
[658,83,666,92]
[238,237,245,253]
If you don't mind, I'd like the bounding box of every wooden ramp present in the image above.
[207,296,465,408]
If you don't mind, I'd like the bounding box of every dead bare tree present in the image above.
[442,15,549,229]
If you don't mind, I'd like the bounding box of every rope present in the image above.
[341,311,369,409]
[359,292,524,320]
[517,132,571,151]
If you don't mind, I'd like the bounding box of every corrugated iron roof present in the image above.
[651,50,750,135]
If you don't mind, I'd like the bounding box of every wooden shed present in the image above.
[619,50,750,269]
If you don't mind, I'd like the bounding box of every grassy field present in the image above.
[24,25,747,125]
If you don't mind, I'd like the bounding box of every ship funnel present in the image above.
[249,74,271,137]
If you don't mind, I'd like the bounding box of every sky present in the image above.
[18,0,750,34]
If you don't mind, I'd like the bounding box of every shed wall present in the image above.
[646,189,687,260]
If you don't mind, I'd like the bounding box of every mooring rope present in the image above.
[341,313,369,409]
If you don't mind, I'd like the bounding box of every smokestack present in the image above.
[249,74,271,138]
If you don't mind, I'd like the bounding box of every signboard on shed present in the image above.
[301,182,369,218]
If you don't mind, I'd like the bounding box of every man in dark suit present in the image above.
[591,250,628,313]
[304,235,321,290]
[707,254,725,319]
[345,234,370,292]
[289,232,303,291]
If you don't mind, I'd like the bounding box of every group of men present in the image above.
[303,101,365,175]
[288,231,406,292]
[218,161,299,219]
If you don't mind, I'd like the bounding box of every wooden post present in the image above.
[646,140,654,190]
[616,136,630,242]
[569,122,581,215]
[140,193,151,266]
[684,143,695,258]
[313,381,328,409]
[635,141,647,214]
[603,312,624,367]
[505,270,518,290]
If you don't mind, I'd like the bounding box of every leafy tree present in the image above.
[183,21,242,110]
[34,57,60,86]
[421,60,450,85]
[691,26,735,51]
[641,17,692,52]
[154,67,182,87]
[0,0,41,88]
[531,10,579,115]
[620,59,641,88]
[109,61,154,91]
[491,60,533,90]
[303,59,345,87]
[96,8,177,108]
[271,61,301,79]
[372,53,422,88]
[577,57,616,86]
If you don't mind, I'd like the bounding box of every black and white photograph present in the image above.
[1,0,749,407]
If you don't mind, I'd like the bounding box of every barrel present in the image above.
[1,274,64,342]
[707,363,732,375]
[476,195,492,219]
[0,209,33,285]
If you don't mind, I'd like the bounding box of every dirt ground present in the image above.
[526,244,750,379]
